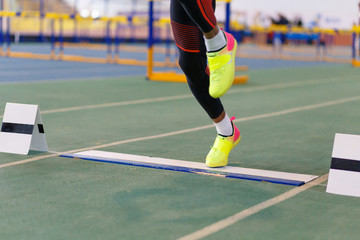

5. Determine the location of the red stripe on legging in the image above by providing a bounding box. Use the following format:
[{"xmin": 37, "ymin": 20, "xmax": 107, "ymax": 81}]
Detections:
[
  {"xmin": 176, "ymin": 43, "xmax": 200, "ymax": 53},
  {"xmin": 197, "ymin": 0, "xmax": 216, "ymax": 29}
]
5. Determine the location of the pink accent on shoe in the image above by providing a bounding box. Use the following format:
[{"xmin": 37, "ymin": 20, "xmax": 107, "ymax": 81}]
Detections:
[
  {"xmin": 224, "ymin": 31, "xmax": 235, "ymax": 51},
  {"xmin": 230, "ymin": 116, "xmax": 240, "ymax": 141},
  {"xmin": 233, "ymin": 125, "xmax": 240, "ymax": 142}
]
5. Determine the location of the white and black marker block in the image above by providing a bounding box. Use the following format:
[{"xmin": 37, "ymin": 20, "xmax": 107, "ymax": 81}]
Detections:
[
  {"xmin": 0, "ymin": 102, "xmax": 48, "ymax": 155},
  {"xmin": 327, "ymin": 133, "xmax": 360, "ymax": 197}
]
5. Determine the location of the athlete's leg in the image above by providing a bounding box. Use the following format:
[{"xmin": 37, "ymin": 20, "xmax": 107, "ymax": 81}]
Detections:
[
  {"xmin": 170, "ymin": 0, "xmax": 223, "ymax": 120},
  {"xmin": 170, "ymin": 0, "xmax": 240, "ymax": 167},
  {"xmin": 175, "ymin": 0, "xmax": 238, "ymax": 99}
]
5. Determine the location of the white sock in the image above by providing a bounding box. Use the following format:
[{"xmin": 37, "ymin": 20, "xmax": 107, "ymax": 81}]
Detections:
[
  {"xmin": 204, "ymin": 27, "xmax": 227, "ymax": 52},
  {"xmin": 214, "ymin": 113, "xmax": 233, "ymax": 136}
]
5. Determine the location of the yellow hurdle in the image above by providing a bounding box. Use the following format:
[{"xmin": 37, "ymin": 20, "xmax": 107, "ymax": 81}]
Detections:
[{"xmin": 353, "ymin": 59, "xmax": 360, "ymax": 67}]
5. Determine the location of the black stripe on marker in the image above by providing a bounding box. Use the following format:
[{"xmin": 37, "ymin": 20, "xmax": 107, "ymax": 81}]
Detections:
[
  {"xmin": 1, "ymin": 122, "xmax": 34, "ymax": 135},
  {"xmin": 38, "ymin": 124, "xmax": 45, "ymax": 134},
  {"xmin": 331, "ymin": 158, "xmax": 360, "ymax": 173}
]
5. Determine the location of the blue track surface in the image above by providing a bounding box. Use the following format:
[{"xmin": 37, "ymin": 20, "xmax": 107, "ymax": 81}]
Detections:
[
  {"xmin": 0, "ymin": 43, "xmax": 343, "ymax": 83},
  {"xmin": 0, "ymin": 57, "xmax": 146, "ymax": 83}
]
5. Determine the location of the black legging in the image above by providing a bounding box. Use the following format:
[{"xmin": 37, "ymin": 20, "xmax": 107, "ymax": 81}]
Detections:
[{"xmin": 170, "ymin": 0, "xmax": 224, "ymax": 119}]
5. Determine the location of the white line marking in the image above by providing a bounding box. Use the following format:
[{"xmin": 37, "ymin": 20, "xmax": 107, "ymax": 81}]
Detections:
[
  {"xmin": 0, "ymin": 94, "xmax": 192, "ymax": 118},
  {"xmin": 0, "ymin": 73, "xmax": 356, "ymax": 118},
  {"xmin": 1, "ymin": 96, "xmax": 360, "ymax": 170},
  {"xmin": 232, "ymin": 96, "xmax": 360, "ymax": 123},
  {"xmin": 0, "ymin": 153, "xmax": 59, "ymax": 169},
  {"xmin": 178, "ymin": 174, "xmax": 329, "ymax": 240},
  {"xmin": 228, "ymin": 74, "xmax": 357, "ymax": 94},
  {"xmin": 41, "ymin": 95, "xmax": 193, "ymax": 114}
]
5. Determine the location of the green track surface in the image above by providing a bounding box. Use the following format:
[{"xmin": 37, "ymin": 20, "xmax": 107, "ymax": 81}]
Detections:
[{"xmin": 0, "ymin": 64, "xmax": 359, "ymax": 239}]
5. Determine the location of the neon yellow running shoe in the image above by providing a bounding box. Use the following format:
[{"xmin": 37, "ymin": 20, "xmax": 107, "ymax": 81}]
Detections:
[
  {"xmin": 207, "ymin": 31, "xmax": 237, "ymax": 99},
  {"xmin": 206, "ymin": 116, "xmax": 241, "ymax": 168}
]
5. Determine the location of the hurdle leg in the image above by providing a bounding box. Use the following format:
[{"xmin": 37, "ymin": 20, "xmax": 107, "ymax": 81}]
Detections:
[
  {"xmin": 59, "ymin": 18, "xmax": 64, "ymax": 60},
  {"xmin": 114, "ymin": 21, "xmax": 121, "ymax": 62},
  {"xmin": 6, "ymin": 15, "xmax": 10, "ymax": 56},
  {"xmin": 106, "ymin": 20, "xmax": 113, "ymax": 63},
  {"xmin": 0, "ymin": 13, "xmax": 3, "ymax": 56},
  {"xmin": 50, "ymin": 18, "xmax": 56, "ymax": 60}
]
